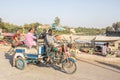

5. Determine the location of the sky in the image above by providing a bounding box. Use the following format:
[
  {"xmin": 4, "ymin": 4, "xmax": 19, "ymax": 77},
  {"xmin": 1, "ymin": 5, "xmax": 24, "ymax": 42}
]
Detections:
[{"xmin": 0, "ymin": 0, "xmax": 120, "ymax": 28}]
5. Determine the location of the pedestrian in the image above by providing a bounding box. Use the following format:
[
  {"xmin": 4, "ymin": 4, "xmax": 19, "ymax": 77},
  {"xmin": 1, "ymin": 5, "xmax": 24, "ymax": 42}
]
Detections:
[{"xmin": 102, "ymin": 43, "xmax": 111, "ymax": 56}]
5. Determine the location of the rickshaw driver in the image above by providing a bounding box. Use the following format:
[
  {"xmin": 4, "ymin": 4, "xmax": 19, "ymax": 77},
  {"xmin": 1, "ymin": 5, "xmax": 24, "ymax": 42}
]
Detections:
[{"xmin": 45, "ymin": 29, "xmax": 60, "ymax": 63}]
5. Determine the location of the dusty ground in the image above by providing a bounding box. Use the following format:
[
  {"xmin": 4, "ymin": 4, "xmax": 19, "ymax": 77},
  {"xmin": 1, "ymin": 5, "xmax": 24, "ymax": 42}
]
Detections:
[
  {"xmin": 75, "ymin": 53, "xmax": 120, "ymax": 67},
  {"xmin": 0, "ymin": 46, "xmax": 120, "ymax": 80}
]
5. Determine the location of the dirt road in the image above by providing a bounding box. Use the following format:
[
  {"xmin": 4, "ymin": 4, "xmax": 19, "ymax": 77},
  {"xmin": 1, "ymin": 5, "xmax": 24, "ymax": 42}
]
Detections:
[
  {"xmin": 0, "ymin": 52, "xmax": 120, "ymax": 80},
  {"xmin": 0, "ymin": 46, "xmax": 120, "ymax": 80}
]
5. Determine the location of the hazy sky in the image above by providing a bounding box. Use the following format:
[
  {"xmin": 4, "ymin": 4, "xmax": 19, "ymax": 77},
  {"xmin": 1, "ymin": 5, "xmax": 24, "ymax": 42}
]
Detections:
[{"xmin": 0, "ymin": 0, "xmax": 120, "ymax": 28}]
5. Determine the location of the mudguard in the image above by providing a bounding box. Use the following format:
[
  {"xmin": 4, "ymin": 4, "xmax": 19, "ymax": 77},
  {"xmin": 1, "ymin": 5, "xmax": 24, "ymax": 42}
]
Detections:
[
  {"xmin": 13, "ymin": 53, "xmax": 25, "ymax": 67},
  {"xmin": 14, "ymin": 53, "xmax": 25, "ymax": 59},
  {"xmin": 62, "ymin": 57, "xmax": 76, "ymax": 63}
]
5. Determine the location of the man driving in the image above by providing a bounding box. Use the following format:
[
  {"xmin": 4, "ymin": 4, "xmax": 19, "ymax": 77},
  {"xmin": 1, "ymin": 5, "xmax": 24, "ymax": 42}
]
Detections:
[{"xmin": 45, "ymin": 29, "xmax": 59, "ymax": 63}]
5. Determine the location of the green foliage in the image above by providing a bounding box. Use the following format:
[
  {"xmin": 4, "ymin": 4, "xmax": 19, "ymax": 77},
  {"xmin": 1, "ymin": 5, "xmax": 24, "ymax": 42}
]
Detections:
[
  {"xmin": 0, "ymin": 17, "xmax": 108, "ymax": 36},
  {"xmin": 106, "ymin": 26, "xmax": 114, "ymax": 32},
  {"xmin": 4, "ymin": 23, "xmax": 22, "ymax": 32},
  {"xmin": 24, "ymin": 22, "xmax": 43, "ymax": 30},
  {"xmin": 0, "ymin": 18, "xmax": 5, "ymax": 29},
  {"xmin": 75, "ymin": 27, "xmax": 105, "ymax": 35},
  {"xmin": 112, "ymin": 22, "xmax": 120, "ymax": 31}
]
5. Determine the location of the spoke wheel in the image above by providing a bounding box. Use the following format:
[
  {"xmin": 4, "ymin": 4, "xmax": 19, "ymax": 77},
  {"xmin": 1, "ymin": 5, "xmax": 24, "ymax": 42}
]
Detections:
[{"xmin": 62, "ymin": 60, "xmax": 77, "ymax": 74}]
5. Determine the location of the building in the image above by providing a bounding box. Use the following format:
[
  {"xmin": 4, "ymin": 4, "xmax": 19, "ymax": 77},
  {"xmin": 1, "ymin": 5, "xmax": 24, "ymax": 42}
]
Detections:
[
  {"xmin": 39, "ymin": 24, "xmax": 51, "ymax": 29},
  {"xmin": 74, "ymin": 35, "xmax": 120, "ymax": 51},
  {"xmin": 70, "ymin": 28, "xmax": 76, "ymax": 34},
  {"xmin": 93, "ymin": 36, "xmax": 120, "ymax": 51}
]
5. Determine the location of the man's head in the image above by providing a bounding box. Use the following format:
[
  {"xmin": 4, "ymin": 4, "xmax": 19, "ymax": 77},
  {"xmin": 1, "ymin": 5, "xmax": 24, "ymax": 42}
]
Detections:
[
  {"xmin": 48, "ymin": 29, "xmax": 52, "ymax": 35},
  {"xmin": 55, "ymin": 35, "xmax": 62, "ymax": 40},
  {"xmin": 43, "ymin": 29, "xmax": 46, "ymax": 33},
  {"xmin": 29, "ymin": 28, "xmax": 35, "ymax": 33},
  {"xmin": 104, "ymin": 42, "xmax": 109, "ymax": 47},
  {"xmin": 16, "ymin": 30, "xmax": 20, "ymax": 34},
  {"xmin": 106, "ymin": 42, "xmax": 109, "ymax": 47}
]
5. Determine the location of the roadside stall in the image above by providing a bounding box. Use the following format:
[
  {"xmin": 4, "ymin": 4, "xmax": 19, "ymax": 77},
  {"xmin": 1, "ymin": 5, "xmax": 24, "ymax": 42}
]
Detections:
[{"xmin": 93, "ymin": 36, "xmax": 120, "ymax": 56}]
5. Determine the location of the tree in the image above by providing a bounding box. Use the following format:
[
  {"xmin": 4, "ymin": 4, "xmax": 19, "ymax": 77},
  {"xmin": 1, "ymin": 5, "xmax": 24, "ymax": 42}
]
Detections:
[
  {"xmin": 24, "ymin": 22, "xmax": 42, "ymax": 29},
  {"xmin": 106, "ymin": 26, "xmax": 114, "ymax": 32},
  {"xmin": 112, "ymin": 22, "xmax": 120, "ymax": 31},
  {"xmin": 54, "ymin": 17, "xmax": 60, "ymax": 26},
  {"xmin": 31, "ymin": 22, "xmax": 42, "ymax": 29},
  {"xmin": 0, "ymin": 18, "xmax": 4, "ymax": 29},
  {"xmin": 3, "ymin": 22, "xmax": 22, "ymax": 32},
  {"xmin": 116, "ymin": 22, "xmax": 120, "ymax": 31},
  {"xmin": 0, "ymin": 18, "xmax": 2, "ymax": 23},
  {"xmin": 24, "ymin": 24, "xmax": 30, "ymax": 29}
]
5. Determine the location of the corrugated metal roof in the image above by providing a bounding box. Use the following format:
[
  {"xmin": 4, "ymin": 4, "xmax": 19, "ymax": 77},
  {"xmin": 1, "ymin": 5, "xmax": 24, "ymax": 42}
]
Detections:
[{"xmin": 94, "ymin": 36, "xmax": 120, "ymax": 42}]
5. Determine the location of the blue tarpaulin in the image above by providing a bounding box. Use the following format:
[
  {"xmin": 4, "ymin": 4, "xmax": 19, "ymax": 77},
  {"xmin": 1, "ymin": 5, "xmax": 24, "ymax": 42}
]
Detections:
[
  {"xmin": 54, "ymin": 27, "xmax": 65, "ymax": 31},
  {"xmin": 52, "ymin": 23, "xmax": 65, "ymax": 31}
]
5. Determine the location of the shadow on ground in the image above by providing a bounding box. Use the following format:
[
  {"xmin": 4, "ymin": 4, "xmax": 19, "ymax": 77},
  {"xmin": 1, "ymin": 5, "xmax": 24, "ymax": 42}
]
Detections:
[
  {"xmin": 4, "ymin": 53, "xmax": 13, "ymax": 66},
  {"xmin": 95, "ymin": 60, "xmax": 120, "ymax": 70},
  {"xmin": 36, "ymin": 63, "xmax": 65, "ymax": 73},
  {"xmin": 79, "ymin": 59, "xmax": 120, "ymax": 73},
  {"xmin": 4, "ymin": 52, "xmax": 66, "ymax": 74}
]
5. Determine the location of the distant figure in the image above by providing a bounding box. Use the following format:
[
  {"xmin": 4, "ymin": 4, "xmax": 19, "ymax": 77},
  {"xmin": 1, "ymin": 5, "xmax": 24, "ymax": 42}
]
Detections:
[
  {"xmin": 69, "ymin": 34, "xmax": 73, "ymax": 43},
  {"xmin": 24, "ymin": 28, "xmax": 37, "ymax": 48},
  {"xmin": 0, "ymin": 29, "xmax": 6, "ymax": 45},
  {"xmin": 0, "ymin": 29, "xmax": 3, "ymax": 41},
  {"xmin": 102, "ymin": 43, "xmax": 111, "ymax": 56}
]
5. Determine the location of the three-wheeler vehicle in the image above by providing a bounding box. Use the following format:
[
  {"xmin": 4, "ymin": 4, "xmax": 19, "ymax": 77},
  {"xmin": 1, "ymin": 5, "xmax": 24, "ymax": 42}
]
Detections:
[{"xmin": 12, "ymin": 39, "xmax": 77, "ymax": 74}]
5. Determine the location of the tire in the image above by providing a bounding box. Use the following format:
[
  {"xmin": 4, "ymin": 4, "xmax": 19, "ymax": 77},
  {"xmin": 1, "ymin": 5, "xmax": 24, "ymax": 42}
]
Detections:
[
  {"xmin": 62, "ymin": 59, "xmax": 77, "ymax": 74},
  {"xmin": 15, "ymin": 57, "xmax": 26, "ymax": 70}
]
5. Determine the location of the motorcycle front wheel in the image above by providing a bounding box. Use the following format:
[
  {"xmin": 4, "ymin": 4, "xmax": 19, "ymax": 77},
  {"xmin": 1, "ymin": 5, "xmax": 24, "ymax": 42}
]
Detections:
[{"xmin": 62, "ymin": 59, "xmax": 77, "ymax": 74}]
